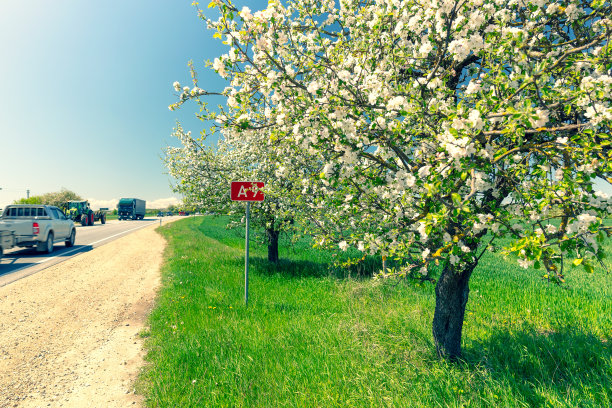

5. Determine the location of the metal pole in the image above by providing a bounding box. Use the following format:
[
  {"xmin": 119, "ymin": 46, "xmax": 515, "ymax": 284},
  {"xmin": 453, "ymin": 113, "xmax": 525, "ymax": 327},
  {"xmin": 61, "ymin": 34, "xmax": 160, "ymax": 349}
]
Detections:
[{"xmin": 245, "ymin": 202, "xmax": 250, "ymax": 306}]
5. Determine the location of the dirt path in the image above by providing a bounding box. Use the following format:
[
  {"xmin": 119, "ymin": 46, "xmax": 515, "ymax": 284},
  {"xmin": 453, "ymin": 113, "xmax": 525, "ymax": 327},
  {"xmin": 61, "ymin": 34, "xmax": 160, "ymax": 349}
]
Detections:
[{"xmin": 0, "ymin": 223, "xmax": 166, "ymax": 408}]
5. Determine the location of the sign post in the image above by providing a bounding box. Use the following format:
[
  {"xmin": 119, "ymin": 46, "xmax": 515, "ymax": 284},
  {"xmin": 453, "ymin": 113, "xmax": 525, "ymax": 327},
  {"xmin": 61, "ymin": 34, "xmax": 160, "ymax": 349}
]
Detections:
[
  {"xmin": 230, "ymin": 181, "xmax": 264, "ymax": 306},
  {"xmin": 244, "ymin": 201, "xmax": 250, "ymax": 306}
]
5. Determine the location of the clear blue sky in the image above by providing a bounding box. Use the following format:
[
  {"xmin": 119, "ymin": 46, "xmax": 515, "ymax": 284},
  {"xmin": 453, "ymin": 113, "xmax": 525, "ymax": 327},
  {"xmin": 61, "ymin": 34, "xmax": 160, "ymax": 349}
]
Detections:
[{"xmin": 0, "ymin": 0, "xmax": 266, "ymax": 209}]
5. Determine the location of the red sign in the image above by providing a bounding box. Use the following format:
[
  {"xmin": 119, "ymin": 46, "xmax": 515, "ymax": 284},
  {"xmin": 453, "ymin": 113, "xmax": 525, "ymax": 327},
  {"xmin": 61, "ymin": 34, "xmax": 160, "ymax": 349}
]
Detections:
[{"xmin": 230, "ymin": 181, "xmax": 265, "ymax": 202}]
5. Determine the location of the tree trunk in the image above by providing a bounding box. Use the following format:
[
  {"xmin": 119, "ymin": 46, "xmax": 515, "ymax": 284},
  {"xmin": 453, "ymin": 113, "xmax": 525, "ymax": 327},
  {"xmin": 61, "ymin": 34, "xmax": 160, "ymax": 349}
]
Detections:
[
  {"xmin": 432, "ymin": 263, "xmax": 475, "ymax": 360},
  {"xmin": 266, "ymin": 228, "xmax": 280, "ymax": 263}
]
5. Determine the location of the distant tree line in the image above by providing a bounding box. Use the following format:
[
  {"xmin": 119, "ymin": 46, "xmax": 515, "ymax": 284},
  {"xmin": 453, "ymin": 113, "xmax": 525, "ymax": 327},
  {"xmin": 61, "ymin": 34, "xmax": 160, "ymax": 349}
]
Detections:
[{"xmin": 13, "ymin": 188, "xmax": 82, "ymax": 208}]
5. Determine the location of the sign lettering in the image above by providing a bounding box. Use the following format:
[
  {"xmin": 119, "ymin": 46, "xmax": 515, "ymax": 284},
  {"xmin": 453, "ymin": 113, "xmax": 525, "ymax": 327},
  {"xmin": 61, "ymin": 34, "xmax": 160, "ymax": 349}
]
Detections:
[{"xmin": 230, "ymin": 181, "xmax": 265, "ymax": 202}]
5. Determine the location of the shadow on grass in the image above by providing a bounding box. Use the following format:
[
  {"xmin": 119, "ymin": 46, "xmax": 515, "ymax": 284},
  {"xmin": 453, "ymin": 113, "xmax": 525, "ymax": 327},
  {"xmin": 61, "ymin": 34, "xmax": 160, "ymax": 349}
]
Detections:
[
  {"xmin": 244, "ymin": 255, "xmax": 387, "ymax": 279},
  {"xmin": 462, "ymin": 327, "xmax": 610, "ymax": 406},
  {"xmin": 248, "ymin": 257, "xmax": 330, "ymax": 279}
]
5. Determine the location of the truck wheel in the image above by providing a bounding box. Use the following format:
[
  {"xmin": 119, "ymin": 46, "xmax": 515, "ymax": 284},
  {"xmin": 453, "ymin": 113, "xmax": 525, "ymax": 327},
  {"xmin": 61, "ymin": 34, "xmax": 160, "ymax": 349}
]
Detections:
[
  {"xmin": 81, "ymin": 216, "xmax": 87, "ymax": 226},
  {"xmin": 101, "ymin": 215, "xmax": 106, "ymax": 224},
  {"xmin": 65, "ymin": 229, "xmax": 75, "ymax": 247},
  {"xmin": 90, "ymin": 213, "xmax": 94, "ymax": 225},
  {"xmin": 37, "ymin": 232, "xmax": 54, "ymax": 254}
]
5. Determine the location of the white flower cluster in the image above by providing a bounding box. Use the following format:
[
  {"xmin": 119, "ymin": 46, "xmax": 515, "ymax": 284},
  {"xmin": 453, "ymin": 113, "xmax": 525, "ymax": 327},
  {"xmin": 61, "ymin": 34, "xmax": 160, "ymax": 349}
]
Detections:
[
  {"xmin": 529, "ymin": 109, "xmax": 549, "ymax": 128},
  {"xmin": 448, "ymin": 34, "xmax": 485, "ymax": 61},
  {"xmin": 567, "ymin": 213, "xmax": 598, "ymax": 234}
]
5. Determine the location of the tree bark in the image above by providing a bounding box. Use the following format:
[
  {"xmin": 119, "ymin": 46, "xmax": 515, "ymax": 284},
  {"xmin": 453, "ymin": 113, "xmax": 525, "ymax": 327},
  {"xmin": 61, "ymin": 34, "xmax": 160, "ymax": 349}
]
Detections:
[
  {"xmin": 432, "ymin": 263, "xmax": 475, "ymax": 360},
  {"xmin": 266, "ymin": 228, "xmax": 280, "ymax": 263}
]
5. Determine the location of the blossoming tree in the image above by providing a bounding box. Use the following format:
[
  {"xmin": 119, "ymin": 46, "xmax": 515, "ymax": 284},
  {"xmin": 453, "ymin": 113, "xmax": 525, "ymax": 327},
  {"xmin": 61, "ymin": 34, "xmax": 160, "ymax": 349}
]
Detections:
[
  {"xmin": 172, "ymin": 0, "xmax": 612, "ymax": 359},
  {"xmin": 165, "ymin": 122, "xmax": 296, "ymax": 263}
]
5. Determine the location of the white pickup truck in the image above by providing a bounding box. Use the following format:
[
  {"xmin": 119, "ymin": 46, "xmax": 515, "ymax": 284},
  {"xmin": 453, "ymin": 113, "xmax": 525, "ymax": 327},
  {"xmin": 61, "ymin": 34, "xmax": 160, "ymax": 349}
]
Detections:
[{"xmin": 0, "ymin": 205, "xmax": 76, "ymax": 258}]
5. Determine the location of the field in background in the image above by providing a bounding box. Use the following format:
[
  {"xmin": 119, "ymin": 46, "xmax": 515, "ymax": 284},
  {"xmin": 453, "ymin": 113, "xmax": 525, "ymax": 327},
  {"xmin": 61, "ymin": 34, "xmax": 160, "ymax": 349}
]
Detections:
[{"xmin": 138, "ymin": 216, "xmax": 611, "ymax": 407}]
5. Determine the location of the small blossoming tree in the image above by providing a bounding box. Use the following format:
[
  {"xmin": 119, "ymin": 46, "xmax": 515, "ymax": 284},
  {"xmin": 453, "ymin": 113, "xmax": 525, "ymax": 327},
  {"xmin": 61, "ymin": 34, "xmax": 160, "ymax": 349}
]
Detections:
[
  {"xmin": 172, "ymin": 0, "xmax": 612, "ymax": 359},
  {"xmin": 165, "ymin": 123, "xmax": 296, "ymax": 263}
]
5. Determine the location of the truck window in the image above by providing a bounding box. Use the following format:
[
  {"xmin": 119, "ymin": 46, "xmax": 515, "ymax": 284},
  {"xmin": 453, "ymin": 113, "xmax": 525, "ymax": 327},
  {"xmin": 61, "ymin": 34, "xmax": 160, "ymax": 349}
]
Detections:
[
  {"xmin": 38, "ymin": 208, "xmax": 45, "ymax": 217},
  {"xmin": 53, "ymin": 208, "xmax": 66, "ymax": 219},
  {"xmin": 17, "ymin": 208, "xmax": 24, "ymax": 217},
  {"xmin": 24, "ymin": 208, "xmax": 31, "ymax": 217},
  {"xmin": 50, "ymin": 208, "xmax": 60, "ymax": 219}
]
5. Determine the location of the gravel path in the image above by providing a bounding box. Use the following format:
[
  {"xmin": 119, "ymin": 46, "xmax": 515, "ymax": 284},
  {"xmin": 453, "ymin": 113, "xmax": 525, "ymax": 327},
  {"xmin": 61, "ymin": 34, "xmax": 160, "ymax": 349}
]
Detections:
[{"xmin": 0, "ymin": 224, "xmax": 166, "ymax": 408}]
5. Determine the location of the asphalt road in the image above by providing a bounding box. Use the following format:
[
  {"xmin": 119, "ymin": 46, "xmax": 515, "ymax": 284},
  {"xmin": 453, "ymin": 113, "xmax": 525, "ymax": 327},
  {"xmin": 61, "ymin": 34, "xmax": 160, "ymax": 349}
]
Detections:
[{"xmin": 0, "ymin": 217, "xmax": 174, "ymax": 287}]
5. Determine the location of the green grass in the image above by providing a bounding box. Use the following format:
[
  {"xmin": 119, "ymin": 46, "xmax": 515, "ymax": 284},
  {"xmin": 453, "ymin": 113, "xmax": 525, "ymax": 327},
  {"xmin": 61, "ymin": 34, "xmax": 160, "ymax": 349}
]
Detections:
[{"xmin": 138, "ymin": 216, "xmax": 611, "ymax": 408}]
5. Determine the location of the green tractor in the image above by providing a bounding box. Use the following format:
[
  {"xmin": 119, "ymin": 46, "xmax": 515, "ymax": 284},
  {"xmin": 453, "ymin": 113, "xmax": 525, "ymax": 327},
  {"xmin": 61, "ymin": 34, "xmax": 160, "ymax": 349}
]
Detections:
[{"xmin": 64, "ymin": 200, "xmax": 107, "ymax": 226}]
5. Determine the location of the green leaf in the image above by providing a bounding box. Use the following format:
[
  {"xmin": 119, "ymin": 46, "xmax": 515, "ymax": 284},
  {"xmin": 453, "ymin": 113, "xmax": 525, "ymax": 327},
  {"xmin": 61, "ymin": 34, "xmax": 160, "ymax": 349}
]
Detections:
[
  {"xmin": 451, "ymin": 193, "xmax": 461, "ymax": 205},
  {"xmin": 572, "ymin": 258, "xmax": 583, "ymax": 266}
]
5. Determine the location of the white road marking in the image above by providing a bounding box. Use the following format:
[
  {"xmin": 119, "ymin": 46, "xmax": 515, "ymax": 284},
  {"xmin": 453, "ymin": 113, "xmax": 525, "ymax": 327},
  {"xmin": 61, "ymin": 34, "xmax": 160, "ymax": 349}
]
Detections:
[
  {"xmin": 89, "ymin": 222, "xmax": 154, "ymax": 245},
  {"xmin": 36, "ymin": 247, "xmax": 82, "ymax": 263}
]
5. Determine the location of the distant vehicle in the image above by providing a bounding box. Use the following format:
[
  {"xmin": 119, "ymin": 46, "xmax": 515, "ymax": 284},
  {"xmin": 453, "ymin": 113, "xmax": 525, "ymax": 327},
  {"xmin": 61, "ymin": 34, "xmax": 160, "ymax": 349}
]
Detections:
[
  {"xmin": 64, "ymin": 200, "xmax": 107, "ymax": 226},
  {"xmin": 157, "ymin": 211, "xmax": 164, "ymax": 217},
  {"xmin": 117, "ymin": 198, "xmax": 146, "ymax": 220},
  {"xmin": 179, "ymin": 211, "xmax": 190, "ymax": 216},
  {"xmin": 166, "ymin": 211, "xmax": 173, "ymax": 216},
  {"xmin": 0, "ymin": 205, "xmax": 76, "ymax": 256}
]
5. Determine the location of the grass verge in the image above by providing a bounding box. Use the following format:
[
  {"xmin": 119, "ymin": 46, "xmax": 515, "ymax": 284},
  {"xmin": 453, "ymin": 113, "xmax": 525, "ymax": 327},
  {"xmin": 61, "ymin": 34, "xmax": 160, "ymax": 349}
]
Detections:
[{"xmin": 138, "ymin": 216, "xmax": 611, "ymax": 407}]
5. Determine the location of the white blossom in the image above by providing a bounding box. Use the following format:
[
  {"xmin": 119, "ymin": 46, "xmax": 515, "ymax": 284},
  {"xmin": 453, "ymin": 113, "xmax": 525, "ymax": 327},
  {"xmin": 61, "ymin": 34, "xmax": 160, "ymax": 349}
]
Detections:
[
  {"xmin": 422, "ymin": 248, "xmax": 430, "ymax": 259},
  {"xmin": 530, "ymin": 109, "xmax": 549, "ymax": 128},
  {"xmin": 517, "ymin": 258, "xmax": 533, "ymax": 269},
  {"xmin": 465, "ymin": 80, "xmax": 481, "ymax": 94}
]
